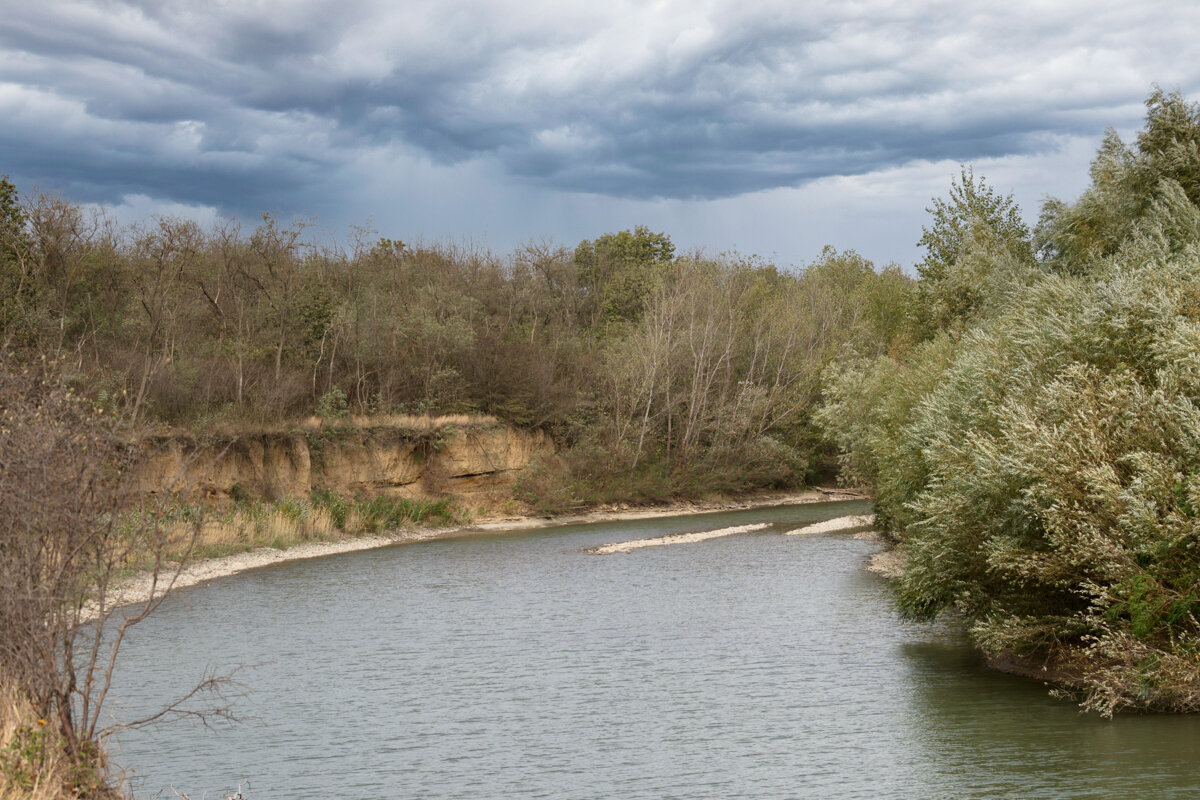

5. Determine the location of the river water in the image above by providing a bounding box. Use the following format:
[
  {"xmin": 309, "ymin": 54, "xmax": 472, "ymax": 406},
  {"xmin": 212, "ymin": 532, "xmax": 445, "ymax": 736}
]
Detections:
[{"xmin": 107, "ymin": 500, "xmax": 1200, "ymax": 798}]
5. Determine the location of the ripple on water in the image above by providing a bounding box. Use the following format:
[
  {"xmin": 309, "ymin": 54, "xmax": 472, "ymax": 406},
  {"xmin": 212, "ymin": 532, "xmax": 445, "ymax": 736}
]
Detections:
[{"xmin": 107, "ymin": 501, "xmax": 1200, "ymax": 799}]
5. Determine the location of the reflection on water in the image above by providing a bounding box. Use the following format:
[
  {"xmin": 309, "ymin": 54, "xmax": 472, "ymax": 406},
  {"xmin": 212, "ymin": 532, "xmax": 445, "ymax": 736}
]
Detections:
[
  {"xmin": 106, "ymin": 500, "xmax": 1200, "ymax": 799},
  {"xmin": 900, "ymin": 628, "xmax": 1200, "ymax": 799}
]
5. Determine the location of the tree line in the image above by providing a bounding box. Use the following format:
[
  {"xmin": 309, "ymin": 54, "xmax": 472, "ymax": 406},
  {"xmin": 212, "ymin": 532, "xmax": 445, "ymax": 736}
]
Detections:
[{"xmin": 0, "ymin": 189, "xmax": 914, "ymax": 502}]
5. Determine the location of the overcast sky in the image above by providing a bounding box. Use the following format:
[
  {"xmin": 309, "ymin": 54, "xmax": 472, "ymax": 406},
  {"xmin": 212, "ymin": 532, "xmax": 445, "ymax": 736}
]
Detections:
[{"xmin": 4, "ymin": 1, "xmax": 1199, "ymax": 269}]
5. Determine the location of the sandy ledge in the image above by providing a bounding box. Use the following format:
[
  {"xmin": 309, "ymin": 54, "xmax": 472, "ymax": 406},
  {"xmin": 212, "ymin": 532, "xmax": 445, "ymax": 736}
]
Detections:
[
  {"xmin": 849, "ymin": 529, "xmax": 908, "ymax": 579},
  {"xmin": 589, "ymin": 509, "xmax": 880, "ymax": 555},
  {"xmin": 586, "ymin": 523, "xmax": 771, "ymax": 554},
  {"xmin": 94, "ymin": 489, "xmax": 868, "ymax": 615},
  {"xmin": 864, "ymin": 547, "xmax": 906, "ymax": 579},
  {"xmin": 784, "ymin": 514, "xmax": 875, "ymax": 535}
]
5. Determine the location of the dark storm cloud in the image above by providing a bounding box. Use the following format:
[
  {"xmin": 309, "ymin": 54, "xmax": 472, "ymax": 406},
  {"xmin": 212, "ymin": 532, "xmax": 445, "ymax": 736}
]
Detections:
[{"xmin": 3, "ymin": 0, "xmax": 1198, "ymax": 213}]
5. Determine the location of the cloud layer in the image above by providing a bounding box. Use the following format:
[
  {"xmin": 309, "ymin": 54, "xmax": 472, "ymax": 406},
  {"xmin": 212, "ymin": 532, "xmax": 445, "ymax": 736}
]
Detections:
[{"xmin": 3, "ymin": 0, "xmax": 1199, "ymax": 263}]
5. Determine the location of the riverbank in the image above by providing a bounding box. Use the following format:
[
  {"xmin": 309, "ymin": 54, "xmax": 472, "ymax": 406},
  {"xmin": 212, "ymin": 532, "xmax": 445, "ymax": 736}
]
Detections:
[{"xmin": 96, "ymin": 488, "xmax": 868, "ymax": 616}]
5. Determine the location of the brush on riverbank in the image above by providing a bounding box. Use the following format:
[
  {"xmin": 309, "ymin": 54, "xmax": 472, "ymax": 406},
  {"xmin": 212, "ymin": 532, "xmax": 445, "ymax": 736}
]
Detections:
[
  {"xmin": 0, "ymin": 681, "xmax": 114, "ymax": 800},
  {"xmin": 139, "ymin": 491, "xmax": 468, "ymax": 567}
]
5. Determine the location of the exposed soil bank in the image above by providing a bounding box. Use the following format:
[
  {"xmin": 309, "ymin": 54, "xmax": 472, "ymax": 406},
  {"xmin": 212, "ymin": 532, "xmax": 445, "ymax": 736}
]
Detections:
[
  {"xmin": 984, "ymin": 652, "xmax": 1093, "ymax": 698},
  {"xmin": 101, "ymin": 489, "xmax": 868, "ymax": 615},
  {"xmin": 136, "ymin": 417, "xmax": 552, "ymax": 507}
]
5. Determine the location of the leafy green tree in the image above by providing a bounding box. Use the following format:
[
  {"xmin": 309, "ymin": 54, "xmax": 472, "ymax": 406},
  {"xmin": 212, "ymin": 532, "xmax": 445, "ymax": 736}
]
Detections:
[
  {"xmin": 574, "ymin": 225, "xmax": 675, "ymax": 325},
  {"xmin": 916, "ymin": 167, "xmax": 1034, "ymax": 332},
  {"xmin": 918, "ymin": 167, "xmax": 1033, "ymax": 282},
  {"xmin": 1037, "ymin": 88, "xmax": 1200, "ymax": 273},
  {"xmin": 0, "ymin": 175, "xmax": 24, "ymax": 255}
]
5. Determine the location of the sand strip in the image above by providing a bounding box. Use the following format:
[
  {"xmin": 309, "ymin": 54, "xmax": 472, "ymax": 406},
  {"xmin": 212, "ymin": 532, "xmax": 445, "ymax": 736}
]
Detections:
[
  {"xmin": 84, "ymin": 531, "xmax": 441, "ymax": 622},
  {"xmin": 586, "ymin": 523, "xmax": 771, "ymax": 554},
  {"xmin": 784, "ymin": 514, "xmax": 875, "ymax": 535}
]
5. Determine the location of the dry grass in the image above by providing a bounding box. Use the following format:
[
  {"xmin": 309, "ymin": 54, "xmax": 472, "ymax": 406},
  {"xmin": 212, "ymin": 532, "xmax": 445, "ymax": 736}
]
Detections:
[
  {"xmin": 267, "ymin": 413, "xmax": 496, "ymax": 432},
  {"xmin": 346, "ymin": 413, "xmax": 496, "ymax": 429},
  {"xmin": 160, "ymin": 504, "xmax": 338, "ymax": 560},
  {"xmin": 0, "ymin": 683, "xmax": 114, "ymax": 800},
  {"xmin": 151, "ymin": 492, "xmax": 464, "ymax": 563},
  {"xmin": 166, "ymin": 413, "xmax": 499, "ymax": 439}
]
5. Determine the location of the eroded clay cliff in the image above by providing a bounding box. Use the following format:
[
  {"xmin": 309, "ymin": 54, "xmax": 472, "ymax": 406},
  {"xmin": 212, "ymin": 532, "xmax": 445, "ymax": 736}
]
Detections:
[{"xmin": 136, "ymin": 420, "xmax": 551, "ymax": 505}]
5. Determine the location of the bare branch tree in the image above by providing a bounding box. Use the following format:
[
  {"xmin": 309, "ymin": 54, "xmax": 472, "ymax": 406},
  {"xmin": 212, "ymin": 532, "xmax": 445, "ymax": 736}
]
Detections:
[{"xmin": 0, "ymin": 358, "xmax": 238, "ymax": 797}]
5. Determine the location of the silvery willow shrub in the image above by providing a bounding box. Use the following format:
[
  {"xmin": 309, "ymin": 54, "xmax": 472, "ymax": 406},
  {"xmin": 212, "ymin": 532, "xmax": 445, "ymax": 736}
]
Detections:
[
  {"xmin": 824, "ymin": 180, "xmax": 1200, "ymax": 713},
  {"xmin": 821, "ymin": 90, "xmax": 1200, "ymax": 712}
]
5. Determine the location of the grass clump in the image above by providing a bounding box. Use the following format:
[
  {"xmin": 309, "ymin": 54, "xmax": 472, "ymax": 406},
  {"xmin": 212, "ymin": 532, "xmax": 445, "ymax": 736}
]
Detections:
[
  {"xmin": 350, "ymin": 496, "xmax": 459, "ymax": 531},
  {"xmin": 153, "ymin": 490, "xmax": 468, "ymax": 561},
  {"xmin": 1, "ymin": 682, "xmax": 114, "ymax": 800}
]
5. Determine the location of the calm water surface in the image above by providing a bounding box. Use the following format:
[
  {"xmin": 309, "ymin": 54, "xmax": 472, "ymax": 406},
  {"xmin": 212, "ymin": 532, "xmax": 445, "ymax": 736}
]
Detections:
[{"xmin": 108, "ymin": 501, "xmax": 1200, "ymax": 798}]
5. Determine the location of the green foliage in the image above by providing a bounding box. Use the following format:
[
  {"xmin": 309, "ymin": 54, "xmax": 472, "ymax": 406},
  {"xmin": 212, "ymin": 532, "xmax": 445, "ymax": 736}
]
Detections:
[
  {"xmin": 0, "ymin": 175, "xmax": 36, "ymax": 350},
  {"xmin": 916, "ymin": 167, "xmax": 1035, "ymax": 332},
  {"xmin": 1, "ymin": 720, "xmax": 51, "ymax": 793},
  {"xmin": 589, "ymin": 248, "xmax": 910, "ymax": 491},
  {"xmin": 0, "ymin": 181, "xmax": 905, "ymax": 505},
  {"xmin": 0, "ymin": 175, "xmax": 25, "ymax": 260},
  {"xmin": 311, "ymin": 488, "xmax": 350, "ymax": 528},
  {"xmin": 918, "ymin": 167, "xmax": 1032, "ymax": 281},
  {"xmin": 819, "ymin": 91, "xmax": 1200, "ymax": 712},
  {"xmin": 316, "ymin": 387, "xmax": 349, "ymax": 420},
  {"xmin": 574, "ymin": 225, "xmax": 675, "ymax": 324},
  {"xmin": 352, "ymin": 495, "xmax": 459, "ymax": 531},
  {"xmin": 513, "ymin": 434, "xmax": 808, "ymax": 516},
  {"xmin": 1, "ymin": 719, "xmax": 106, "ymax": 796},
  {"xmin": 229, "ymin": 482, "xmax": 251, "ymax": 504},
  {"xmin": 276, "ymin": 496, "xmax": 308, "ymax": 523},
  {"xmin": 1037, "ymin": 88, "xmax": 1200, "ymax": 275},
  {"xmin": 512, "ymin": 452, "xmax": 586, "ymax": 515},
  {"xmin": 816, "ymin": 334, "xmax": 957, "ymax": 532}
]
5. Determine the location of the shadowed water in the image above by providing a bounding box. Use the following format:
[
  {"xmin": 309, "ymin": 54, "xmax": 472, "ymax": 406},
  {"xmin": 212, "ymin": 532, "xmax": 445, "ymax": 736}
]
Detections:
[{"xmin": 107, "ymin": 500, "xmax": 1200, "ymax": 798}]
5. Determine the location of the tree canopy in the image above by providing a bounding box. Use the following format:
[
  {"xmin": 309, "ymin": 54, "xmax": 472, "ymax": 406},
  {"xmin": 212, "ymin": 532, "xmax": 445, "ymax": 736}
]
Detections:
[{"xmin": 574, "ymin": 225, "xmax": 675, "ymax": 324}]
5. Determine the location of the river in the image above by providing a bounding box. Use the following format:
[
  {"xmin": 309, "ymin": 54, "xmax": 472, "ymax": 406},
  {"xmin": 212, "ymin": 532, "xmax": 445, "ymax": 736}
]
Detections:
[{"xmin": 106, "ymin": 500, "xmax": 1200, "ymax": 798}]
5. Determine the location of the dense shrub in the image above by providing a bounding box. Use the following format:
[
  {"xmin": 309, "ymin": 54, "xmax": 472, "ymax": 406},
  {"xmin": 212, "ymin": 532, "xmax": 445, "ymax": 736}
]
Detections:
[{"xmin": 820, "ymin": 91, "xmax": 1200, "ymax": 713}]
